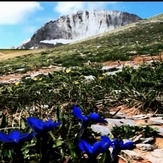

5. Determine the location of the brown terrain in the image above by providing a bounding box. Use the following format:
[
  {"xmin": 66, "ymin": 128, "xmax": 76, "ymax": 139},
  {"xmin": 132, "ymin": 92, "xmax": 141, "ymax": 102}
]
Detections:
[
  {"xmin": 0, "ymin": 52, "xmax": 163, "ymax": 83},
  {"xmin": 0, "ymin": 49, "xmax": 45, "ymax": 60}
]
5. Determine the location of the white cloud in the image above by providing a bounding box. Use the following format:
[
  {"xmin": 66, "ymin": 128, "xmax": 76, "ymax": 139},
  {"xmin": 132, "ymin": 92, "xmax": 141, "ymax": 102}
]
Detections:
[
  {"xmin": 0, "ymin": 2, "xmax": 43, "ymax": 25},
  {"xmin": 54, "ymin": 2, "xmax": 117, "ymax": 15}
]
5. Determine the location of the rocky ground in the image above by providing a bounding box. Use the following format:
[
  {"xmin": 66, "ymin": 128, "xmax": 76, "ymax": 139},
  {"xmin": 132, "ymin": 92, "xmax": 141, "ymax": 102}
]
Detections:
[
  {"xmin": 91, "ymin": 105, "xmax": 163, "ymax": 163},
  {"xmin": 0, "ymin": 53, "xmax": 163, "ymax": 84},
  {"xmin": 0, "ymin": 53, "xmax": 163, "ymax": 162},
  {"xmin": 110, "ymin": 106, "xmax": 163, "ymax": 163}
]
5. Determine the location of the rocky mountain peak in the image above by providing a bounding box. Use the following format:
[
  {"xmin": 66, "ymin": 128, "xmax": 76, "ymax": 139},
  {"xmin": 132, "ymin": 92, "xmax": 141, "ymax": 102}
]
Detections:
[{"xmin": 18, "ymin": 9, "xmax": 142, "ymax": 49}]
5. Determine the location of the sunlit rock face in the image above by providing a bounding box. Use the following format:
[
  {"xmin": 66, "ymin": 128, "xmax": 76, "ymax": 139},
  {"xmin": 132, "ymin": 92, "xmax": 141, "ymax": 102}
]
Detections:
[{"xmin": 18, "ymin": 10, "xmax": 142, "ymax": 49}]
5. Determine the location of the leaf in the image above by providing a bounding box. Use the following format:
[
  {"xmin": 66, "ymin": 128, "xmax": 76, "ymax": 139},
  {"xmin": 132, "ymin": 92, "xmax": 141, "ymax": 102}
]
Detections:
[
  {"xmin": 68, "ymin": 142, "xmax": 77, "ymax": 159},
  {"xmin": 49, "ymin": 131, "xmax": 56, "ymax": 141},
  {"xmin": 20, "ymin": 118, "xmax": 26, "ymax": 130},
  {"xmin": 53, "ymin": 139, "xmax": 64, "ymax": 148}
]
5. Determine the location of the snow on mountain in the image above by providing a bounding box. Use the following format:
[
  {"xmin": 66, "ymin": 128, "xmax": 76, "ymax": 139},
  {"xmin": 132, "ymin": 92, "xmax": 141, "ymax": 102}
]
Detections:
[{"xmin": 40, "ymin": 39, "xmax": 74, "ymax": 45}]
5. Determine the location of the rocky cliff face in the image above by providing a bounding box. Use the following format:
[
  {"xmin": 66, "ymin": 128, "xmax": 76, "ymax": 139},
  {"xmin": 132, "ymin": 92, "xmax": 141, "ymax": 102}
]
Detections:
[{"xmin": 18, "ymin": 10, "xmax": 142, "ymax": 49}]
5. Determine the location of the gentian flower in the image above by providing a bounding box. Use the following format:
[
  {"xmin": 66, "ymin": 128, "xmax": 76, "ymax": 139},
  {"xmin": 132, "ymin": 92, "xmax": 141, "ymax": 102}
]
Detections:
[
  {"xmin": 27, "ymin": 117, "xmax": 62, "ymax": 163},
  {"xmin": 0, "ymin": 130, "xmax": 36, "ymax": 163},
  {"xmin": 0, "ymin": 130, "xmax": 36, "ymax": 144},
  {"xmin": 73, "ymin": 106, "xmax": 107, "ymax": 143},
  {"xmin": 78, "ymin": 136, "xmax": 112, "ymax": 162},
  {"xmin": 112, "ymin": 138, "xmax": 134, "ymax": 163},
  {"xmin": 72, "ymin": 106, "xmax": 107, "ymax": 125},
  {"xmin": 27, "ymin": 117, "xmax": 62, "ymax": 134},
  {"xmin": 100, "ymin": 135, "xmax": 113, "ymax": 153}
]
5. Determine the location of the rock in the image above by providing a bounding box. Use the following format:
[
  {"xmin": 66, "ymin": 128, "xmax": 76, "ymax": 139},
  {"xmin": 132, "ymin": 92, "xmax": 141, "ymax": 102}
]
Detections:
[
  {"xmin": 91, "ymin": 124, "xmax": 112, "ymax": 136},
  {"xmin": 136, "ymin": 144, "xmax": 154, "ymax": 151},
  {"xmin": 105, "ymin": 69, "xmax": 122, "ymax": 75},
  {"xmin": 121, "ymin": 150, "xmax": 143, "ymax": 160},
  {"xmin": 30, "ymin": 72, "xmax": 43, "ymax": 78},
  {"xmin": 15, "ymin": 68, "xmax": 25, "ymax": 72},
  {"xmin": 84, "ymin": 75, "xmax": 96, "ymax": 80},
  {"xmin": 141, "ymin": 137, "xmax": 154, "ymax": 144},
  {"xmin": 131, "ymin": 114, "xmax": 149, "ymax": 120},
  {"xmin": 132, "ymin": 134, "xmax": 143, "ymax": 143},
  {"xmin": 105, "ymin": 118, "xmax": 137, "ymax": 128},
  {"xmin": 156, "ymin": 128, "xmax": 163, "ymax": 137},
  {"xmin": 151, "ymin": 148, "xmax": 163, "ymax": 158},
  {"xmin": 145, "ymin": 148, "xmax": 163, "ymax": 163},
  {"xmin": 149, "ymin": 117, "xmax": 163, "ymax": 125},
  {"xmin": 152, "ymin": 114, "xmax": 163, "ymax": 117}
]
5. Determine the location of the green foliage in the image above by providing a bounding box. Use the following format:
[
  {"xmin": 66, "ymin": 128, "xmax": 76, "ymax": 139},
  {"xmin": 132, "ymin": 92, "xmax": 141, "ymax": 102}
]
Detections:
[{"xmin": 111, "ymin": 125, "xmax": 158, "ymax": 139}]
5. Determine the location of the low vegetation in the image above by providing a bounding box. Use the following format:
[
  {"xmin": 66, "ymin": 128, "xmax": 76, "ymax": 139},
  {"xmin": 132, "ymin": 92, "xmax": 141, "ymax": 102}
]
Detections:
[{"xmin": 0, "ymin": 13, "xmax": 162, "ymax": 162}]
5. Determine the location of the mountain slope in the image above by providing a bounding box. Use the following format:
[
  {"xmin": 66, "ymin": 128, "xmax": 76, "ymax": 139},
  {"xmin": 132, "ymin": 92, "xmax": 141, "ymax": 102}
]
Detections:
[
  {"xmin": 1, "ymin": 13, "xmax": 163, "ymax": 76},
  {"xmin": 18, "ymin": 9, "xmax": 142, "ymax": 49}
]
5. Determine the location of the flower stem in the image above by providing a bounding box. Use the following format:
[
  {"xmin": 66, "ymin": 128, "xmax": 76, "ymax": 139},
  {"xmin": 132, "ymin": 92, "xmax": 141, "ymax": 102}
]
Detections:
[
  {"xmin": 87, "ymin": 156, "xmax": 98, "ymax": 163},
  {"xmin": 40, "ymin": 133, "xmax": 50, "ymax": 163},
  {"xmin": 12, "ymin": 143, "xmax": 24, "ymax": 163}
]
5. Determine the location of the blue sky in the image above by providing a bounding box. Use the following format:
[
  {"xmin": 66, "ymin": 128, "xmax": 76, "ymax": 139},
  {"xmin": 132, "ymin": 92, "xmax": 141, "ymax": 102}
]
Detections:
[{"xmin": 0, "ymin": 1, "xmax": 163, "ymax": 49}]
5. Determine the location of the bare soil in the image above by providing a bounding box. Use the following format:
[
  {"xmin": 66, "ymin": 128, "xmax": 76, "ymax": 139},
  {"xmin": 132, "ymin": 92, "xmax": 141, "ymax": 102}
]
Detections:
[{"xmin": 103, "ymin": 53, "xmax": 163, "ymax": 67}]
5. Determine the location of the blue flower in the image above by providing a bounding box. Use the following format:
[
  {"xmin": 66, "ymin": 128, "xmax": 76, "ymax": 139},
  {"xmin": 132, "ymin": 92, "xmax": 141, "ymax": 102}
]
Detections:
[
  {"xmin": 72, "ymin": 106, "xmax": 107, "ymax": 124},
  {"xmin": 112, "ymin": 138, "xmax": 134, "ymax": 158},
  {"xmin": 0, "ymin": 130, "xmax": 35, "ymax": 144},
  {"xmin": 27, "ymin": 117, "xmax": 62, "ymax": 133},
  {"xmin": 100, "ymin": 136, "xmax": 113, "ymax": 152},
  {"xmin": 78, "ymin": 136, "xmax": 112, "ymax": 157}
]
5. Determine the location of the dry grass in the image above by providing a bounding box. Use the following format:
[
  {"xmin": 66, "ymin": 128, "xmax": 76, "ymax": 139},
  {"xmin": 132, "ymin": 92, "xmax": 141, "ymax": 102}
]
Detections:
[{"xmin": 0, "ymin": 49, "xmax": 46, "ymax": 60}]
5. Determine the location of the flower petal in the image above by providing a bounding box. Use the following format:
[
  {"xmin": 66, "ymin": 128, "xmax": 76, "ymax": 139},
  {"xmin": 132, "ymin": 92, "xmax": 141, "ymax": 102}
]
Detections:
[
  {"xmin": 112, "ymin": 138, "xmax": 122, "ymax": 158},
  {"xmin": 88, "ymin": 113, "xmax": 99, "ymax": 120},
  {"xmin": 88, "ymin": 113, "xmax": 107, "ymax": 123},
  {"xmin": 101, "ymin": 136, "xmax": 113, "ymax": 150},
  {"xmin": 44, "ymin": 121, "xmax": 62, "ymax": 131},
  {"xmin": 0, "ymin": 132, "xmax": 11, "ymax": 142},
  {"xmin": 27, "ymin": 117, "xmax": 43, "ymax": 133},
  {"xmin": 92, "ymin": 141, "xmax": 103, "ymax": 155},
  {"xmin": 121, "ymin": 141, "xmax": 134, "ymax": 150},
  {"xmin": 43, "ymin": 119, "xmax": 53, "ymax": 129},
  {"xmin": 49, "ymin": 122, "xmax": 62, "ymax": 128},
  {"xmin": 81, "ymin": 115, "xmax": 89, "ymax": 121},
  {"xmin": 8, "ymin": 130, "xmax": 20, "ymax": 143},
  {"xmin": 72, "ymin": 106, "xmax": 83, "ymax": 119},
  {"xmin": 78, "ymin": 139, "xmax": 93, "ymax": 155},
  {"xmin": 98, "ymin": 118, "xmax": 108, "ymax": 123},
  {"xmin": 19, "ymin": 132, "xmax": 36, "ymax": 142}
]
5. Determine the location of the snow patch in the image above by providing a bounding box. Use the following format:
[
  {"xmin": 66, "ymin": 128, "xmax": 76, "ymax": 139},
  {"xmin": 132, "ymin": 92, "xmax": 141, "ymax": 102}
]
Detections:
[{"xmin": 40, "ymin": 37, "xmax": 86, "ymax": 45}]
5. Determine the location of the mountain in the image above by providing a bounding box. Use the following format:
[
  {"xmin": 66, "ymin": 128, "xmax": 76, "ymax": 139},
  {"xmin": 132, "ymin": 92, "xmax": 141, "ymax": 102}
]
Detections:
[{"xmin": 18, "ymin": 9, "xmax": 142, "ymax": 49}]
